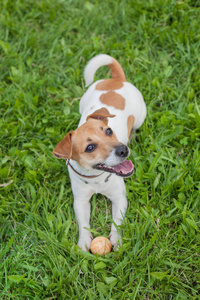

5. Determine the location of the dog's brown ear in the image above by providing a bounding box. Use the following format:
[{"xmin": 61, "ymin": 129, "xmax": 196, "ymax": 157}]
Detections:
[
  {"xmin": 52, "ymin": 131, "xmax": 73, "ymax": 159},
  {"xmin": 87, "ymin": 107, "xmax": 115, "ymax": 124}
]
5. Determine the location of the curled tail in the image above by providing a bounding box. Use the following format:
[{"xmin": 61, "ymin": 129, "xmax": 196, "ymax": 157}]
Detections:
[{"xmin": 84, "ymin": 54, "xmax": 126, "ymax": 87}]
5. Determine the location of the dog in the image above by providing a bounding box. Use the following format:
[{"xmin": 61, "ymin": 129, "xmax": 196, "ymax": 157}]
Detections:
[{"xmin": 53, "ymin": 54, "xmax": 146, "ymax": 251}]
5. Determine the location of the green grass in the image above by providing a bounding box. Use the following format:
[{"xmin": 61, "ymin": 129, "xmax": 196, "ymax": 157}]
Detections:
[{"xmin": 0, "ymin": 0, "xmax": 200, "ymax": 299}]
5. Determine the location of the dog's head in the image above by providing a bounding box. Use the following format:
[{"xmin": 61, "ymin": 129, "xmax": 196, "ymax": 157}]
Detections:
[{"xmin": 53, "ymin": 108, "xmax": 134, "ymax": 177}]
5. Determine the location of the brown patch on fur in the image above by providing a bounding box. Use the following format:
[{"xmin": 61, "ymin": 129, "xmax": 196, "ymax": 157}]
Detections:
[
  {"xmin": 96, "ymin": 79, "xmax": 124, "ymax": 91},
  {"xmin": 108, "ymin": 59, "xmax": 126, "ymax": 81},
  {"xmin": 100, "ymin": 91, "xmax": 125, "ymax": 110},
  {"xmin": 127, "ymin": 115, "xmax": 135, "ymax": 138},
  {"xmin": 95, "ymin": 58, "xmax": 126, "ymax": 91}
]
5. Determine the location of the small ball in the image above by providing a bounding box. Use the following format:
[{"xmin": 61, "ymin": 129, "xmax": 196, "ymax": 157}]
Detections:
[{"xmin": 90, "ymin": 236, "xmax": 112, "ymax": 255}]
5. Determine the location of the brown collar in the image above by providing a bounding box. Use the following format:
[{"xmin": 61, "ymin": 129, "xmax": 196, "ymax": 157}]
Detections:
[{"xmin": 66, "ymin": 159, "xmax": 104, "ymax": 179}]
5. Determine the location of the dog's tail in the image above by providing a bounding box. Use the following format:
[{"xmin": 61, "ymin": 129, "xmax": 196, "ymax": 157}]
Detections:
[{"xmin": 84, "ymin": 54, "xmax": 126, "ymax": 87}]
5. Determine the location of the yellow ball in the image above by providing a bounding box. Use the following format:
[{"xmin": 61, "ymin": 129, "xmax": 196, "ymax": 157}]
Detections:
[{"xmin": 90, "ymin": 236, "xmax": 112, "ymax": 255}]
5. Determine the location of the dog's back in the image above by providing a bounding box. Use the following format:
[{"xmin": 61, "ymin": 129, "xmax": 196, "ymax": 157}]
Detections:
[{"xmin": 79, "ymin": 54, "xmax": 146, "ymax": 144}]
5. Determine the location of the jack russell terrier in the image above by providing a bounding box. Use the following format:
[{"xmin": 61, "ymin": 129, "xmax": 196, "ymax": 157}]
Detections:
[{"xmin": 53, "ymin": 54, "xmax": 146, "ymax": 251}]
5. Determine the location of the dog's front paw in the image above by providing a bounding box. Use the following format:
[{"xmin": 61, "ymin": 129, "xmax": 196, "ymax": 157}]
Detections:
[
  {"xmin": 109, "ymin": 231, "xmax": 122, "ymax": 251},
  {"xmin": 78, "ymin": 232, "xmax": 93, "ymax": 252}
]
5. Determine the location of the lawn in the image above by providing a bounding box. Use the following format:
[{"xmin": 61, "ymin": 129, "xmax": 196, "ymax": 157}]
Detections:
[{"xmin": 0, "ymin": 0, "xmax": 200, "ymax": 299}]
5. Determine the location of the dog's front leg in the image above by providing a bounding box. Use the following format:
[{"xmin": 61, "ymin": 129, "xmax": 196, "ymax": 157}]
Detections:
[
  {"xmin": 104, "ymin": 177, "xmax": 128, "ymax": 250},
  {"xmin": 73, "ymin": 196, "xmax": 93, "ymax": 251},
  {"xmin": 69, "ymin": 172, "xmax": 94, "ymax": 251},
  {"xmin": 109, "ymin": 195, "xmax": 127, "ymax": 250}
]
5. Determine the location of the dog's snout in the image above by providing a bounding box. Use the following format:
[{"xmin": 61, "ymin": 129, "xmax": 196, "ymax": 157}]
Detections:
[{"xmin": 115, "ymin": 145, "xmax": 129, "ymax": 158}]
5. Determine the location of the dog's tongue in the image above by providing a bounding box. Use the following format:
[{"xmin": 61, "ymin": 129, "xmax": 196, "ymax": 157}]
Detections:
[
  {"xmin": 112, "ymin": 160, "xmax": 134, "ymax": 177},
  {"xmin": 95, "ymin": 160, "xmax": 134, "ymax": 177}
]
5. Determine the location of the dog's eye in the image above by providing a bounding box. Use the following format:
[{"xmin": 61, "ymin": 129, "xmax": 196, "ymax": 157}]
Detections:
[
  {"xmin": 85, "ymin": 144, "xmax": 97, "ymax": 153},
  {"xmin": 106, "ymin": 128, "xmax": 113, "ymax": 136}
]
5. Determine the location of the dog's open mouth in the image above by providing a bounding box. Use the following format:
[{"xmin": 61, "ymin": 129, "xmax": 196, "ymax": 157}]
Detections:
[{"xmin": 95, "ymin": 160, "xmax": 134, "ymax": 178}]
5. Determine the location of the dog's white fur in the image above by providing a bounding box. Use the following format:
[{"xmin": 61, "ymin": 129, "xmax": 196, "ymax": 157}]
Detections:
[{"xmin": 53, "ymin": 54, "xmax": 146, "ymax": 251}]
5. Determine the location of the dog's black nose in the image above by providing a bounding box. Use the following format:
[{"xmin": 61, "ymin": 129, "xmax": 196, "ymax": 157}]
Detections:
[{"xmin": 115, "ymin": 145, "xmax": 129, "ymax": 157}]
